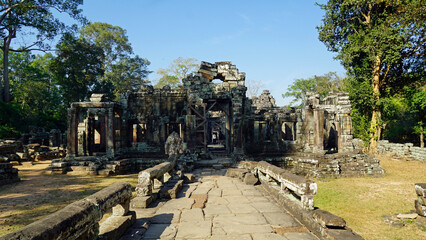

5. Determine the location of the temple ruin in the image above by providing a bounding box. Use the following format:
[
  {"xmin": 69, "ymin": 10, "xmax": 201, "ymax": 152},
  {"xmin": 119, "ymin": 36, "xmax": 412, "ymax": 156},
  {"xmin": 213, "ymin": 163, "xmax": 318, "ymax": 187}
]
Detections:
[{"xmin": 54, "ymin": 61, "xmax": 383, "ymax": 177}]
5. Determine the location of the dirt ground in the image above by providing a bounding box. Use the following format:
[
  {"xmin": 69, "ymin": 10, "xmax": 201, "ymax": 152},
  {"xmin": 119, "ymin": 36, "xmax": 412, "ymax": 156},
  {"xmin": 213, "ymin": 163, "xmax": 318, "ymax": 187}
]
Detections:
[{"xmin": 0, "ymin": 161, "xmax": 138, "ymax": 236}]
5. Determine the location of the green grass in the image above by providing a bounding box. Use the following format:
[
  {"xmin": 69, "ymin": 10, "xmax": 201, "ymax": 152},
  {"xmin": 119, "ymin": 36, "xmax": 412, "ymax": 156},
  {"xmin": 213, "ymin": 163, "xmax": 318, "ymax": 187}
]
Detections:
[{"xmin": 315, "ymin": 156, "xmax": 426, "ymax": 240}]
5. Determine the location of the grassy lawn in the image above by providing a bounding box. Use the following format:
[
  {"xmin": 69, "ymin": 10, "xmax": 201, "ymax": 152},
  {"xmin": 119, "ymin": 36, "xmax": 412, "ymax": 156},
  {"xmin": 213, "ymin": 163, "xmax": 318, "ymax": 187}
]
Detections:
[
  {"xmin": 0, "ymin": 161, "xmax": 139, "ymax": 237},
  {"xmin": 315, "ymin": 155, "xmax": 426, "ymax": 240}
]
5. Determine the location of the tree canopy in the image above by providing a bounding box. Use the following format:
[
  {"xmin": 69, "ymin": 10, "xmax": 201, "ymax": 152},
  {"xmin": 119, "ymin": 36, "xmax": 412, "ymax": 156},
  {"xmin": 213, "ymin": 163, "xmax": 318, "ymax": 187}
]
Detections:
[
  {"xmin": 0, "ymin": 0, "xmax": 85, "ymax": 102},
  {"xmin": 156, "ymin": 57, "xmax": 198, "ymax": 88},
  {"xmin": 317, "ymin": 0, "xmax": 425, "ymax": 150},
  {"xmin": 283, "ymin": 72, "xmax": 345, "ymax": 106}
]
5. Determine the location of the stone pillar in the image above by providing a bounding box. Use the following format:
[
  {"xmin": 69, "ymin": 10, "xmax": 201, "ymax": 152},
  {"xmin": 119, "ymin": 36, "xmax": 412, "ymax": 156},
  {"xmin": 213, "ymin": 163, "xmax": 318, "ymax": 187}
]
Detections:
[
  {"xmin": 67, "ymin": 107, "xmax": 79, "ymax": 157},
  {"xmin": 106, "ymin": 108, "xmax": 114, "ymax": 157},
  {"xmin": 313, "ymin": 108, "xmax": 324, "ymax": 152}
]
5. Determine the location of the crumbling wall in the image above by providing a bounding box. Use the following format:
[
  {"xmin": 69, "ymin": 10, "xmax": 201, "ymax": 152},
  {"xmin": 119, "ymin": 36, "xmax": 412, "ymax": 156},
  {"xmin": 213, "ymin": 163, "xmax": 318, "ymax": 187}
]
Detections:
[{"xmin": 377, "ymin": 140, "xmax": 426, "ymax": 162}]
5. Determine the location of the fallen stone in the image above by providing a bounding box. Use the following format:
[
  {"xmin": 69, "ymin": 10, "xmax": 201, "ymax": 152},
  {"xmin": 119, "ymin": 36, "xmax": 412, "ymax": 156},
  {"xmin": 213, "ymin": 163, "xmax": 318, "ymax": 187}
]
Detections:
[
  {"xmin": 225, "ymin": 168, "xmax": 248, "ymax": 179},
  {"xmin": 131, "ymin": 196, "xmax": 152, "ymax": 209},
  {"xmin": 243, "ymin": 172, "xmax": 258, "ymax": 185},
  {"xmin": 415, "ymin": 183, "xmax": 426, "ymax": 197},
  {"xmin": 415, "ymin": 199, "xmax": 426, "ymax": 217},
  {"xmin": 184, "ymin": 173, "xmax": 195, "ymax": 183},
  {"xmin": 273, "ymin": 226, "xmax": 309, "ymax": 235},
  {"xmin": 396, "ymin": 213, "xmax": 418, "ymax": 219},
  {"xmin": 313, "ymin": 209, "xmax": 346, "ymax": 228},
  {"xmin": 98, "ymin": 211, "xmax": 136, "ymax": 240}
]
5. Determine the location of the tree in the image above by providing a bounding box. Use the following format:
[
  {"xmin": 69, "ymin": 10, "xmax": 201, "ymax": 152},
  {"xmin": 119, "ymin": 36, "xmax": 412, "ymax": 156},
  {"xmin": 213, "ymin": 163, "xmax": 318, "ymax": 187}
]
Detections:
[
  {"xmin": 49, "ymin": 33, "xmax": 104, "ymax": 106},
  {"xmin": 246, "ymin": 79, "xmax": 265, "ymax": 98},
  {"xmin": 156, "ymin": 57, "xmax": 198, "ymax": 88},
  {"xmin": 406, "ymin": 85, "xmax": 426, "ymax": 147},
  {"xmin": 0, "ymin": 0, "xmax": 85, "ymax": 102},
  {"xmin": 105, "ymin": 56, "xmax": 151, "ymax": 95},
  {"xmin": 317, "ymin": 0, "xmax": 425, "ymax": 151},
  {"xmin": 282, "ymin": 72, "xmax": 345, "ymax": 106},
  {"xmin": 80, "ymin": 22, "xmax": 151, "ymax": 96}
]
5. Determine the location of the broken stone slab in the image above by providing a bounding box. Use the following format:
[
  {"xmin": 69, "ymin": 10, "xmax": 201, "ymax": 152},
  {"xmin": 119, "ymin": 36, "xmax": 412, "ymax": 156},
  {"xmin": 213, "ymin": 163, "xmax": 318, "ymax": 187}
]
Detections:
[
  {"xmin": 415, "ymin": 183, "xmax": 426, "ymax": 197},
  {"xmin": 396, "ymin": 213, "xmax": 418, "ymax": 219},
  {"xmin": 131, "ymin": 196, "xmax": 152, "ymax": 209},
  {"xmin": 183, "ymin": 173, "xmax": 195, "ymax": 183},
  {"xmin": 313, "ymin": 209, "xmax": 346, "ymax": 228},
  {"xmin": 243, "ymin": 172, "xmax": 258, "ymax": 185},
  {"xmin": 98, "ymin": 211, "xmax": 136, "ymax": 240}
]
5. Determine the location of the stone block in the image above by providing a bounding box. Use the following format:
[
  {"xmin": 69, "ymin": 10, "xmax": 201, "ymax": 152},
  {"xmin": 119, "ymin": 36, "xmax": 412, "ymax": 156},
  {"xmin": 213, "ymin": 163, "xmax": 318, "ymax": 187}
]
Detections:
[
  {"xmin": 313, "ymin": 209, "xmax": 346, "ymax": 228},
  {"xmin": 131, "ymin": 196, "xmax": 152, "ymax": 209},
  {"xmin": 225, "ymin": 168, "xmax": 248, "ymax": 179},
  {"xmin": 415, "ymin": 183, "xmax": 426, "ymax": 197},
  {"xmin": 99, "ymin": 211, "xmax": 136, "ymax": 240},
  {"xmin": 415, "ymin": 199, "xmax": 426, "ymax": 217},
  {"xmin": 243, "ymin": 172, "xmax": 258, "ymax": 185},
  {"xmin": 112, "ymin": 199, "xmax": 130, "ymax": 216}
]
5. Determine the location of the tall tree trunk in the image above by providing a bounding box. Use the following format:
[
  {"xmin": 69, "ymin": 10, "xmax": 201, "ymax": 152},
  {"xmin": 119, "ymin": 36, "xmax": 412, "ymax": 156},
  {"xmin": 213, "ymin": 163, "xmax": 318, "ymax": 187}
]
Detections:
[
  {"xmin": 2, "ymin": 30, "xmax": 13, "ymax": 102},
  {"xmin": 369, "ymin": 56, "xmax": 382, "ymax": 152},
  {"xmin": 421, "ymin": 125, "xmax": 424, "ymax": 148}
]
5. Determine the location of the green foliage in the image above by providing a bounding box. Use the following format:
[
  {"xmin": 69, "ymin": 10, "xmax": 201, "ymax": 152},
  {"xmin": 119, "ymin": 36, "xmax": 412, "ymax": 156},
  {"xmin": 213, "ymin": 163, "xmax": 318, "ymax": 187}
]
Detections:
[
  {"xmin": 0, "ymin": 101, "xmax": 25, "ymax": 138},
  {"xmin": 318, "ymin": 0, "xmax": 426, "ymax": 147},
  {"xmin": 49, "ymin": 33, "xmax": 104, "ymax": 106},
  {"xmin": 156, "ymin": 57, "xmax": 198, "ymax": 88},
  {"xmin": 283, "ymin": 72, "xmax": 345, "ymax": 106},
  {"xmin": 0, "ymin": 0, "xmax": 85, "ymax": 101},
  {"xmin": 106, "ymin": 56, "xmax": 151, "ymax": 97},
  {"xmin": 79, "ymin": 22, "xmax": 151, "ymax": 97}
]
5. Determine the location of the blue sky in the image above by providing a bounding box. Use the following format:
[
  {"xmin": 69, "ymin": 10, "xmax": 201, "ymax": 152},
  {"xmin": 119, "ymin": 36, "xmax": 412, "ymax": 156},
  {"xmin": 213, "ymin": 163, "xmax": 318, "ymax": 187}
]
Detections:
[{"xmin": 73, "ymin": 0, "xmax": 345, "ymax": 105}]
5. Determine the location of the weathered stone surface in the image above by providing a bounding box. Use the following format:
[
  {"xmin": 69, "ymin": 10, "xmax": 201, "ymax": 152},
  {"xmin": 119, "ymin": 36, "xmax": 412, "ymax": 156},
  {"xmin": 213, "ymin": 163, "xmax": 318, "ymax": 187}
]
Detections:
[
  {"xmin": 415, "ymin": 183, "xmax": 426, "ymax": 197},
  {"xmin": 243, "ymin": 172, "xmax": 258, "ymax": 185},
  {"xmin": 180, "ymin": 208, "xmax": 204, "ymax": 222},
  {"xmin": 98, "ymin": 211, "xmax": 136, "ymax": 240},
  {"xmin": 396, "ymin": 213, "xmax": 418, "ymax": 219},
  {"xmin": 225, "ymin": 168, "xmax": 248, "ymax": 179},
  {"xmin": 131, "ymin": 196, "xmax": 152, "ymax": 209},
  {"xmin": 415, "ymin": 199, "xmax": 426, "ymax": 217},
  {"xmin": 151, "ymin": 210, "xmax": 181, "ymax": 224},
  {"xmin": 263, "ymin": 211, "xmax": 301, "ymax": 227},
  {"xmin": 164, "ymin": 132, "xmax": 183, "ymax": 157},
  {"xmin": 313, "ymin": 209, "xmax": 346, "ymax": 228},
  {"xmin": 323, "ymin": 228, "xmax": 364, "ymax": 240},
  {"xmin": 143, "ymin": 224, "xmax": 177, "ymax": 239},
  {"xmin": 183, "ymin": 173, "xmax": 195, "ymax": 183},
  {"xmin": 251, "ymin": 233, "xmax": 288, "ymax": 240},
  {"xmin": 175, "ymin": 220, "xmax": 212, "ymax": 239},
  {"xmin": 283, "ymin": 232, "xmax": 318, "ymax": 240}
]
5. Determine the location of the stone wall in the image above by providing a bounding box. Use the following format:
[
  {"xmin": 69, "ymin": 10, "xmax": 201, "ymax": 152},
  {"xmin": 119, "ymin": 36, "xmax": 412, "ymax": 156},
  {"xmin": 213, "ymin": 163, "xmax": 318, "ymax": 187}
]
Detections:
[
  {"xmin": 1, "ymin": 182, "xmax": 134, "ymax": 240},
  {"xmin": 259, "ymin": 152, "xmax": 385, "ymax": 178},
  {"xmin": 377, "ymin": 140, "xmax": 426, "ymax": 162}
]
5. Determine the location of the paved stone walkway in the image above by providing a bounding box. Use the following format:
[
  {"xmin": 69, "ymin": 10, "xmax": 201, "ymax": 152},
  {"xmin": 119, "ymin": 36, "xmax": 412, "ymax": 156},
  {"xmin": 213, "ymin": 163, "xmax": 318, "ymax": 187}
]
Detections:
[{"xmin": 121, "ymin": 171, "xmax": 317, "ymax": 240}]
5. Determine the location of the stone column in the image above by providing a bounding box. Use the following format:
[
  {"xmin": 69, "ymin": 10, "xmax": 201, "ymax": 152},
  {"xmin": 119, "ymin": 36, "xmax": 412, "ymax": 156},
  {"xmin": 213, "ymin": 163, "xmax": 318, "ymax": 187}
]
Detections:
[
  {"xmin": 67, "ymin": 107, "xmax": 79, "ymax": 157},
  {"xmin": 106, "ymin": 108, "xmax": 114, "ymax": 157},
  {"xmin": 313, "ymin": 108, "xmax": 324, "ymax": 152}
]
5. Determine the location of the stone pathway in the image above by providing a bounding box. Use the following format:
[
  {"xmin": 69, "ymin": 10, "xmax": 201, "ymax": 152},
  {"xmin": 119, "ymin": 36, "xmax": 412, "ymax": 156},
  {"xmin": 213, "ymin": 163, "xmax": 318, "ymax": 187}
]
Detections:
[{"xmin": 121, "ymin": 170, "xmax": 318, "ymax": 240}]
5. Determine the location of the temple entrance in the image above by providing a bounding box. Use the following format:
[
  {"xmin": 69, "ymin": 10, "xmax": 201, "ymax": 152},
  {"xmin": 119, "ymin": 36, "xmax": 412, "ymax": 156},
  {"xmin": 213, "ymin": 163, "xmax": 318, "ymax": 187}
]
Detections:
[{"xmin": 187, "ymin": 99, "xmax": 231, "ymax": 153}]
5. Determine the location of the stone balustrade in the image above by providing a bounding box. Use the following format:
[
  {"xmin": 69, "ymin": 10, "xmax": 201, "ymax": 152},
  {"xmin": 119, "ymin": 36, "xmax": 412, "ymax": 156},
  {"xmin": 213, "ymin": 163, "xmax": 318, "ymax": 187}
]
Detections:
[
  {"xmin": 1, "ymin": 182, "xmax": 134, "ymax": 240},
  {"xmin": 133, "ymin": 158, "xmax": 178, "ymax": 208},
  {"xmin": 245, "ymin": 161, "xmax": 317, "ymax": 210},
  {"xmin": 377, "ymin": 140, "xmax": 426, "ymax": 162},
  {"xmin": 233, "ymin": 160, "xmax": 363, "ymax": 239}
]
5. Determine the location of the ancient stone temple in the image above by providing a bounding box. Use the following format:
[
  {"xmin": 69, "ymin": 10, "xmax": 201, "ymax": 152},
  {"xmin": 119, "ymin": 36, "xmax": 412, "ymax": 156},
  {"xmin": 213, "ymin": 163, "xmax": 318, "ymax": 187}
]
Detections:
[{"xmin": 56, "ymin": 61, "xmax": 380, "ymax": 176}]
